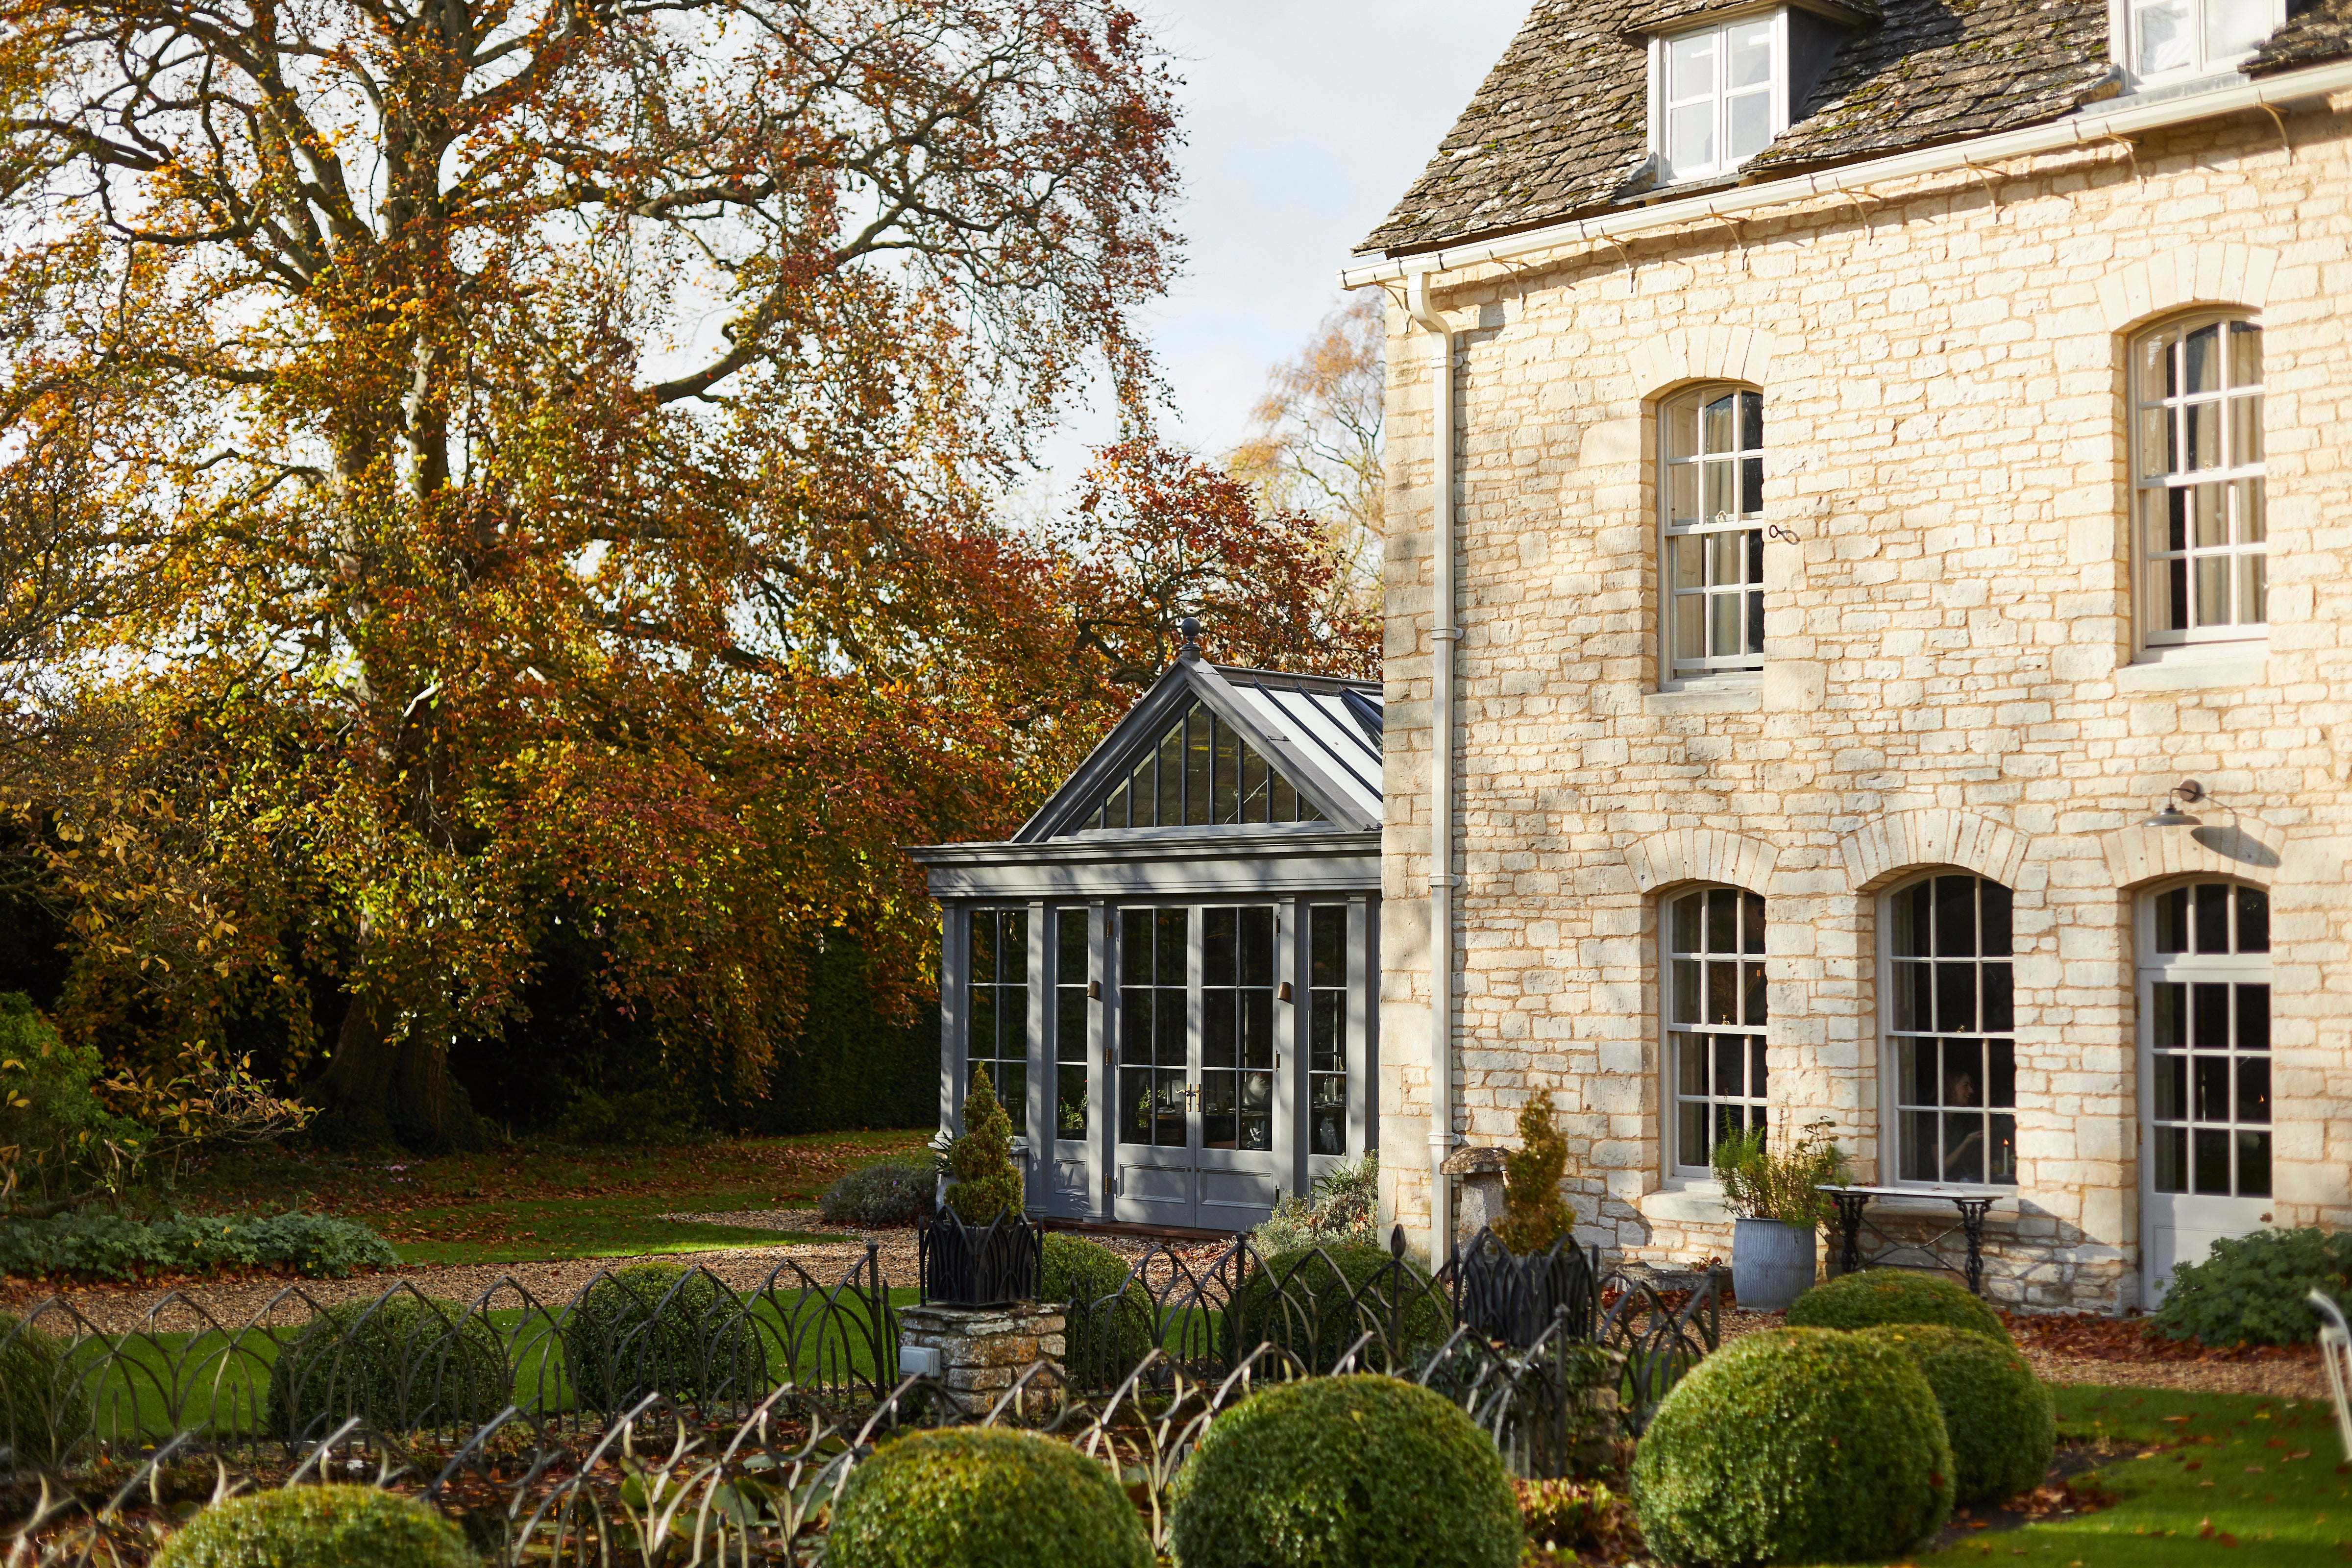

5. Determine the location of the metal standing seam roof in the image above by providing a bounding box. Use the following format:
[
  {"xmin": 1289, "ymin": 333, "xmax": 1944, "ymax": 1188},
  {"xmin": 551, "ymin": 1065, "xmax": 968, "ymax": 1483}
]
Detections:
[{"xmin": 1215, "ymin": 670, "xmax": 1385, "ymax": 828}]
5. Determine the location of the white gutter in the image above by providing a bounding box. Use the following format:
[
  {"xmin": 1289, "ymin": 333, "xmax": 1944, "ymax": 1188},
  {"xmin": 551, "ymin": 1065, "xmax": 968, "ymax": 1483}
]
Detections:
[
  {"xmin": 1404, "ymin": 270, "xmax": 1459, "ymax": 1256},
  {"xmin": 1341, "ymin": 60, "xmax": 2352, "ymax": 291}
]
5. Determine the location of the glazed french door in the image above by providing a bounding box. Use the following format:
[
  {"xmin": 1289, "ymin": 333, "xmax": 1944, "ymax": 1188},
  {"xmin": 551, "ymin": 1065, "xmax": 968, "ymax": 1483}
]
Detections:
[
  {"xmin": 1111, "ymin": 904, "xmax": 1284, "ymax": 1229},
  {"xmin": 2139, "ymin": 879, "xmax": 2273, "ymax": 1305}
]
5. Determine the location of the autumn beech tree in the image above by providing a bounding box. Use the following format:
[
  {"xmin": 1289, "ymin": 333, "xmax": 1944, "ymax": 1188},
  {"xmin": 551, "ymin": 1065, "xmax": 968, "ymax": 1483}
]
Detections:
[{"xmin": 0, "ymin": 0, "xmax": 1191, "ymax": 1144}]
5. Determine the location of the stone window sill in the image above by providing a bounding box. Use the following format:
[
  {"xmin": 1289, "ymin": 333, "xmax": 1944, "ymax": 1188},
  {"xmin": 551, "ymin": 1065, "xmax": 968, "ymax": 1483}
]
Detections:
[
  {"xmin": 1638, "ymin": 1182, "xmax": 1732, "ymax": 1224},
  {"xmin": 1645, "ymin": 677, "xmax": 1763, "ymax": 716},
  {"xmin": 2116, "ymin": 646, "xmax": 2268, "ymax": 692}
]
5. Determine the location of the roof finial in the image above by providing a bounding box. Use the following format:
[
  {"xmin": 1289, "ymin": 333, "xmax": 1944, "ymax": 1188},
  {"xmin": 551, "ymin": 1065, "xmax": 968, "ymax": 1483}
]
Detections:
[{"xmin": 1178, "ymin": 615, "xmax": 1202, "ymax": 663}]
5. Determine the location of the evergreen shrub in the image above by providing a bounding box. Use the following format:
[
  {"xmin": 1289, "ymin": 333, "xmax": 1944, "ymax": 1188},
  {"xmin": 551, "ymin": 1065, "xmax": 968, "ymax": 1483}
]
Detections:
[
  {"xmin": 1494, "ymin": 1092, "xmax": 1574, "ymax": 1254},
  {"xmin": 1787, "ymin": 1268, "xmax": 2013, "ymax": 1344},
  {"xmin": 0, "ymin": 1312, "xmax": 90, "ymax": 1468},
  {"xmin": 1860, "ymin": 1324, "xmax": 2055, "ymax": 1503},
  {"xmin": 1228, "ymin": 1242, "xmax": 1450, "ymax": 1373},
  {"xmin": 1631, "ymin": 1327, "xmax": 1954, "ymax": 1566},
  {"xmin": 1167, "ymin": 1374, "xmax": 1521, "ymax": 1568},
  {"xmin": 942, "ymin": 1066, "xmax": 1023, "ymax": 1224},
  {"xmin": 824, "ymin": 1426, "xmax": 1150, "ymax": 1568},
  {"xmin": 2152, "ymin": 1226, "xmax": 2352, "ymax": 1346},
  {"xmin": 1038, "ymin": 1234, "xmax": 1155, "ymax": 1389},
  {"xmin": 820, "ymin": 1162, "xmax": 933, "ymax": 1228},
  {"xmin": 0, "ymin": 1210, "xmax": 397, "ymax": 1283},
  {"xmin": 561, "ymin": 1263, "xmax": 764, "ymax": 1414},
  {"xmin": 151, "ymin": 1484, "xmax": 473, "ymax": 1568},
  {"xmin": 267, "ymin": 1294, "xmax": 512, "ymax": 1437}
]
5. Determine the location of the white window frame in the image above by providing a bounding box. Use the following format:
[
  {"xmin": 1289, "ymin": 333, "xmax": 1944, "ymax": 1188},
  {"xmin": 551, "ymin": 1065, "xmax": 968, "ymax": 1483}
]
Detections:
[
  {"xmin": 1877, "ymin": 871, "xmax": 2020, "ymax": 1191},
  {"xmin": 2131, "ymin": 312, "xmax": 2267, "ymax": 657},
  {"xmin": 1648, "ymin": 11, "xmax": 1789, "ymax": 185},
  {"xmin": 1658, "ymin": 383, "xmax": 1767, "ymax": 685},
  {"xmin": 2109, "ymin": 0, "xmax": 2285, "ymax": 87},
  {"xmin": 1662, "ymin": 884, "xmax": 1769, "ymax": 1179},
  {"xmin": 2136, "ymin": 878, "xmax": 2273, "ymax": 1202}
]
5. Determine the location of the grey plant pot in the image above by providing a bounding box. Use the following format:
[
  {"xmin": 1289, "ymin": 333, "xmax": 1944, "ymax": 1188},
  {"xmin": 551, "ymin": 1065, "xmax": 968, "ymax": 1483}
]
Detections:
[{"xmin": 1732, "ymin": 1217, "xmax": 1818, "ymax": 1311}]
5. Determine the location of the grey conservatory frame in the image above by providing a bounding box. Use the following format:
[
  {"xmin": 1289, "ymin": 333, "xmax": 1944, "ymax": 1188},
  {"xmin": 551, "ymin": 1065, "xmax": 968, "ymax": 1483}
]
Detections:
[{"xmin": 909, "ymin": 650, "xmax": 1381, "ymax": 1232}]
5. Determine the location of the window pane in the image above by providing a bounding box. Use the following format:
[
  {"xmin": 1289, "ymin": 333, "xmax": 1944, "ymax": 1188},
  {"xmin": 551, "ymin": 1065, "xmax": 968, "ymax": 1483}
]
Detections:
[
  {"xmin": 1703, "ymin": 458, "xmax": 1735, "ymax": 524},
  {"xmin": 1668, "ymin": 102, "xmax": 1713, "ymax": 170},
  {"xmin": 2194, "ymin": 1054, "xmax": 2229, "ymax": 1122},
  {"xmin": 2135, "ymin": 0, "xmax": 2191, "ymax": 74},
  {"xmin": 2185, "ymin": 323, "xmax": 2221, "ymax": 394},
  {"xmin": 1988, "ymin": 1042, "xmax": 2015, "ymax": 1108},
  {"xmin": 1936, "ymin": 963, "xmax": 1976, "ymax": 1032},
  {"xmin": 2192, "ymin": 981, "xmax": 2230, "ymax": 1049},
  {"xmin": 1989, "ymin": 1114, "xmax": 2017, "ymax": 1184},
  {"xmin": 2237, "ymin": 1130, "xmax": 2272, "ymax": 1197},
  {"xmin": 1057, "ymin": 1064, "xmax": 1086, "ymax": 1138},
  {"xmin": 1740, "ymin": 457, "xmax": 1764, "ymax": 516},
  {"xmin": 1943, "ymin": 1038, "xmax": 1984, "ymax": 1106},
  {"xmin": 1740, "ymin": 391, "xmax": 1764, "ymax": 450},
  {"xmin": 2154, "ymin": 1050, "xmax": 2186, "ymax": 1120},
  {"xmin": 1310, "ymin": 905, "xmax": 1345, "ymax": 984},
  {"xmin": 1058, "ymin": 908, "xmax": 1086, "ymax": 977},
  {"xmin": 1982, "ymin": 962, "xmax": 2013, "ymax": 1032},
  {"xmin": 1702, "ymin": 394, "xmax": 1734, "ymax": 454},
  {"xmin": 2192, "ymin": 481, "xmax": 2226, "ymax": 547},
  {"xmin": 1743, "ymin": 892, "xmax": 1766, "ymax": 953},
  {"xmin": 1668, "ymin": 31, "xmax": 1716, "ymax": 97},
  {"xmin": 2151, "ymin": 980, "xmax": 2186, "ymax": 1049},
  {"xmin": 2237, "ymin": 478, "xmax": 2265, "ymax": 543},
  {"xmin": 2236, "ymin": 983, "xmax": 2269, "ymax": 1053},
  {"xmin": 1679, "ymin": 1100, "xmax": 1709, "ymax": 1167},
  {"xmin": 1677, "ymin": 1032, "xmax": 1706, "ymax": 1094},
  {"xmin": 2138, "ymin": 328, "xmax": 2174, "ymax": 399},
  {"xmin": 2153, "ymin": 1124, "xmax": 2187, "ymax": 1192},
  {"xmin": 1901, "ymin": 1110, "xmax": 1939, "ymax": 1182},
  {"xmin": 1156, "ymin": 908, "xmax": 1186, "ymax": 985},
  {"xmin": 2196, "ymin": 882, "xmax": 2230, "ymax": 953},
  {"xmin": 1904, "ymin": 1037, "xmax": 1937, "ymax": 1107},
  {"xmin": 2235, "ymin": 887, "xmax": 2269, "ymax": 952},
  {"xmin": 1751, "ymin": 1035, "xmax": 1768, "ymax": 1097},
  {"xmin": 1893, "ymin": 882, "xmax": 1931, "ymax": 957},
  {"xmin": 1667, "ymin": 400, "xmax": 1698, "ymax": 460},
  {"xmin": 2195, "ymin": 557, "xmax": 2228, "ymax": 627},
  {"xmin": 1057, "ymin": 987, "xmax": 1086, "ymax": 1063},
  {"xmin": 1715, "ymin": 1034, "xmax": 1743, "ymax": 1099},
  {"xmin": 2186, "ymin": 402, "xmax": 2219, "ymax": 470},
  {"xmin": 1727, "ymin": 90, "xmax": 1770, "ymax": 162},
  {"xmin": 1184, "ymin": 707, "xmax": 1212, "ymax": 825},
  {"xmin": 1673, "ymin": 959, "xmax": 1699, "ymax": 1024},
  {"xmin": 1744, "ymin": 962, "xmax": 1766, "ymax": 1024},
  {"xmin": 2230, "ymin": 394, "xmax": 2262, "ymax": 467},
  {"xmin": 1892, "ymin": 962, "xmax": 1928, "ymax": 1032},
  {"xmin": 2137, "ymin": 406, "xmax": 2168, "ymax": 477},
  {"xmin": 2193, "ymin": 1127, "xmax": 2230, "ymax": 1194},
  {"xmin": 1981, "ymin": 881, "xmax": 2013, "ymax": 956},
  {"xmin": 1710, "ymin": 591, "xmax": 1740, "ymax": 656},
  {"xmin": 2236, "ymin": 1055, "xmax": 2269, "ymax": 1124},
  {"xmin": 1672, "ymin": 892, "xmax": 1701, "ymax": 953},
  {"xmin": 1673, "ymin": 603, "xmax": 1704, "ymax": 664},
  {"xmin": 2239, "ymin": 552, "xmax": 2266, "ymax": 626},
  {"xmin": 1934, "ymin": 876, "xmax": 1976, "ymax": 956},
  {"xmin": 2205, "ymin": 0, "xmax": 2271, "ymax": 60},
  {"xmin": 1709, "ymin": 529, "xmax": 1743, "ymax": 586},
  {"xmin": 1669, "ymin": 464, "xmax": 1698, "ymax": 523},
  {"xmin": 1212, "ymin": 720, "xmax": 1240, "ymax": 824},
  {"xmin": 1155, "ymin": 724, "xmax": 1182, "ymax": 824},
  {"xmin": 2230, "ymin": 321, "xmax": 2262, "ymax": 386},
  {"xmin": 2154, "ymin": 888, "xmax": 2189, "ymax": 954},
  {"xmin": 1941, "ymin": 1112, "xmax": 1984, "ymax": 1184}
]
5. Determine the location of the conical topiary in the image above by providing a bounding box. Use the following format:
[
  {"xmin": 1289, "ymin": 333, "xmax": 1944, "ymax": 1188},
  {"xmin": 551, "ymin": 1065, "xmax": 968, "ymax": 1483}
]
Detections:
[
  {"xmin": 944, "ymin": 1065, "xmax": 1025, "ymax": 1224},
  {"xmin": 1493, "ymin": 1090, "xmax": 1575, "ymax": 1255}
]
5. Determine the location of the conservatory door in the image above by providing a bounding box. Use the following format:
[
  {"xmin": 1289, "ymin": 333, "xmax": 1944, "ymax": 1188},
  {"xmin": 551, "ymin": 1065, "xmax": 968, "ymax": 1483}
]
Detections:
[{"xmin": 1111, "ymin": 904, "xmax": 1285, "ymax": 1230}]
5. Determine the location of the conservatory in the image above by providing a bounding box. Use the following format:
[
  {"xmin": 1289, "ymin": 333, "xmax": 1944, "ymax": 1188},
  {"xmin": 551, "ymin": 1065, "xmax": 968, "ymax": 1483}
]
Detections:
[{"xmin": 908, "ymin": 644, "xmax": 1381, "ymax": 1233}]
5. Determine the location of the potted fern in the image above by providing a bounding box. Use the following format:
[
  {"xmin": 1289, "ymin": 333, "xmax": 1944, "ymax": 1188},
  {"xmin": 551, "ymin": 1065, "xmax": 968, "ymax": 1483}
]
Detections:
[
  {"xmin": 1712, "ymin": 1118, "xmax": 1850, "ymax": 1311},
  {"xmin": 1454, "ymin": 1091, "xmax": 1593, "ymax": 1346},
  {"xmin": 921, "ymin": 1065, "xmax": 1042, "ymax": 1306}
]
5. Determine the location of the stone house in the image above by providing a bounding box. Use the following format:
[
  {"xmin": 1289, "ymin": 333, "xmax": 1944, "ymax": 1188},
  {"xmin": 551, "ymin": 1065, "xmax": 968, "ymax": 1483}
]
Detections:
[{"xmin": 1345, "ymin": 0, "xmax": 2352, "ymax": 1309}]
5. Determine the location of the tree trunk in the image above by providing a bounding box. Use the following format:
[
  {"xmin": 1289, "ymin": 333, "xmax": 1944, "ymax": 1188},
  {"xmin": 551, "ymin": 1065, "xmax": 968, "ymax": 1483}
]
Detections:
[{"xmin": 313, "ymin": 980, "xmax": 481, "ymax": 1151}]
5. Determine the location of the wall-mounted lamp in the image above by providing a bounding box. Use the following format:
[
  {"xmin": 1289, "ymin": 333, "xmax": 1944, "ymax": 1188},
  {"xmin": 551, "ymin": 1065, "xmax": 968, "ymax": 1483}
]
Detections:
[
  {"xmin": 2145, "ymin": 778, "xmax": 2205, "ymax": 829},
  {"xmin": 1087, "ymin": 979, "xmax": 1101, "ymax": 1000},
  {"xmin": 1276, "ymin": 980, "xmax": 1294, "ymax": 1003}
]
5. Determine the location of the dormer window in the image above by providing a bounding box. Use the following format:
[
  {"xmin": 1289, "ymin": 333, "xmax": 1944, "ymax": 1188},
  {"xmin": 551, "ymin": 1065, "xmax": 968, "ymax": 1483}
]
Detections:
[
  {"xmin": 1660, "ymin": 19, "xmax": 1781, "ymax": 181},
  {"xmin": 2121, "ymin": 0, "xmax": 2283, "ymax": 83},
  {"xmin": 1640, "ymin": 3, "xmax": 1860, "ymax": 187}
]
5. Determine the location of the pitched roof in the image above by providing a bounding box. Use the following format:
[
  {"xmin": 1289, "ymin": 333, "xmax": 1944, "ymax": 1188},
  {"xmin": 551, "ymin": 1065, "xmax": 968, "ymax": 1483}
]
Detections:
[
  {"xmin": 1356, "ymin": 0, "xmax": 2339, "ymax": 258},
  {"xmin": 1009, "ymin": 660, "xmax": 1383, "ymax": 842}
]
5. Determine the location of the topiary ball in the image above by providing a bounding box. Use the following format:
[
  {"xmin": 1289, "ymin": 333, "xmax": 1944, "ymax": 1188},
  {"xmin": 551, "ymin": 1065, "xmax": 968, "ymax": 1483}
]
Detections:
[
  {"xmin": 561, "ymin": 1263, "xmax": 765, "ymax": 1415},
  {"xmin": 1631, "ymin": 1327, "xmax": 1954, "ymax": 1565},
  {"xmin": 267, "ymin": 1294, "xmax": 511, "ymax": 1439},
  {"xmin": 825, "ymin": 1426, "xmax": 1150, "ymax": 1568},
  {"xmin": 1229, "ymin": 1243, "xmax": 1452, "ymax": 1374},
  {"xmin": 152, "ymin": 1484, "xmax": 473, "ymax": 1568},
  {"xmin": 1039, "ymin": 1235, "xmax": 1156, "ymax": 1390},
  {"xmin": 0, "ymin": 1312, "xmax": 91, "ymax": 1469},
  {"xmin": 1861, "ymin": 1324, "xmax": 2055, "ymax": 1503},
  {"xmin": 1169, "ymin": 1374, "xmax": 1521, "ymax": 1568},
  {"xmin": 1788, "ymin": 1269, "xmax": 2013, "ymax": 1344}
]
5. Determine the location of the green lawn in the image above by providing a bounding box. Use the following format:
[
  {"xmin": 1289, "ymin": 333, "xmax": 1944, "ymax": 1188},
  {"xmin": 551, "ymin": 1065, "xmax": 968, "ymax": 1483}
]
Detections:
[
  {"xmin": 68, "ymin": 1287, "xmax": 924, "ymax": 1441},
  {"xmin": 170, "ymin": 1128, "xmax": 931, "ymax": 1268},
  {"xmin": 1915, "ymin": 1385, "xmax": 2348, "ymax": 1567}
]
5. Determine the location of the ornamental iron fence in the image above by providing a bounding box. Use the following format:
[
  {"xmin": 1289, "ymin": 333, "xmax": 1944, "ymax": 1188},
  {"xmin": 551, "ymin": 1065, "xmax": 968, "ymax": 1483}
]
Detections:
[{"xmin": 0, "ymin": 1226, "xmax": 1718, "ymax": 1564}]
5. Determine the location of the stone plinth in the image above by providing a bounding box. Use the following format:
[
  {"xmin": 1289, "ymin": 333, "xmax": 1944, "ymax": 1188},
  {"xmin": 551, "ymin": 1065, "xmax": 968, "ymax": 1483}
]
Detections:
[
  {"xmin": 898, "ymin": 1301, "xmax": 1065, "ymax": 1418},
  {"xmin": 1442, "ymin": 1146, "xmax": 1510, "ymax": 1246}
]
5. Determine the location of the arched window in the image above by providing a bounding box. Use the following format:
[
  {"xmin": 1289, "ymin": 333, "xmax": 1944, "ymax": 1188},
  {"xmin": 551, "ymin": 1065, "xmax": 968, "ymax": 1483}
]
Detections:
[
  {"xmin": 1659, "ymin": 385, "xmax": 1765, "ymax": 683},
  {"xmin": 1884, "ymin": 873, "xmax": 2017, "ymax": 1187},
  {"xmin": 1664, "ymin": 883, "xmax": 1767, "ymax": 1176},
  {"xmin": 2132, "ymin": 315, "xmax": 2265, "ymax": 650}
]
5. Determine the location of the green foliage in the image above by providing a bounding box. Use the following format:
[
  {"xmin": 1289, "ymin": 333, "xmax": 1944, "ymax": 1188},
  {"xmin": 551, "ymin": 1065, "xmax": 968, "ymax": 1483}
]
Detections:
[
  {"xmin": 267, "ymin": 1294, "xmax": 512, "ymax": 1438},
  {"xmin": 1168, "ymin": 1374, "xmax": 1521, "ymax": 1568},
  {"xmin": 745, "ymin": 934, "xmax": 939, "ymax": 1135},
  {"xmin": 0, "ymin": 993, "xmax": 144, "ymax": 1201},
  {"xmin": 1517, "ymin": 1478, "xmax": 1624, "ymax": 1557},
  {"xmin": 820, "ymin": 1162, "xmax": 933, "ymax": 1227},
  {"xmin": 1252, "ymin": 1152, "xmax": 1378, "ymax": 1253},
  {"xmin": 1859, "ymin": 1323, "xmax": 2055, "ymax": 1503},
  {"xmin": 552, "ymin": 1081, "xmax": 702, "ymax": 1147},
  {"xmin": 942, "ymin": 1066, "xmax": 1023, "ymax": 1225},
  {"xmin": 0, "ymin": 1209, "xmax": 397, "ymax": 1282},
  {"xmin": 1039, "ymin": 1234, "xmax": 1155, "ymax": 1388},
  {"xmin": 1788, "ymin": 1269, "xmax": 2014, "ymax": 1344},
  {"xmin": 825, "ymin": 1427, "xmax": 1151, "ymax": 1568},
  {"xmin": 2152, "ymin": 1225, "xmax": 2352, "ymax": 1346},
  {"xmin": 1711, "ymin": 1116, "xmax": 1850, "ymax": 1228},
  {"xmin": 0, "ymin": 1311, "xmax": 92, "ymax": 1468},
  {"xmin": 151, "ymin": 1484, "xmax": 474, "ymax": 1568},
  {"xmin": 1229, "ymin": 1242, "xmax": 1450, "ymax": 1373},
  {"xmin": 1631, "ymin": 1327, "xmax": 1955, "ymax": 1566},
  {"xmin": 561, "ymin": 1263, "xmax": 763, "ymax": 1414},
  {"xmin": 1494, "ymin": 1091, "xmax": 1574, "ymax": 1255}
]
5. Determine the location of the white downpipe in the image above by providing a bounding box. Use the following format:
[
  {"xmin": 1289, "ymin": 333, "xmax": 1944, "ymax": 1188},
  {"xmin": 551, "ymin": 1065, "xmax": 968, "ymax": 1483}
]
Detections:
[
  {"xmin": 1405, "ymin": 269, "xmax": 1458, "ymax": 1256},
  {"xmin": 1340, "ymin": 59, "xmax": 2352, "ymax": 293}
]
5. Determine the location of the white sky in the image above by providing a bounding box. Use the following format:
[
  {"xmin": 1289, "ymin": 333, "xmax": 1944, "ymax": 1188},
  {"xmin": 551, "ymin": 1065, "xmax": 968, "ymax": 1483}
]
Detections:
[{"xmin": 1035, "ymin": 0, "xmax": 1530, "ymax": 483}]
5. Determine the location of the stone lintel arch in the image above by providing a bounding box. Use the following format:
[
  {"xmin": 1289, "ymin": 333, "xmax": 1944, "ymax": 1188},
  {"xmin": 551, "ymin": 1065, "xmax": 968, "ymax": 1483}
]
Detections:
[
  {"xmin": 1839, "ymin": 809, "xmax": 2031, "ymax": 895},
  {"xmin": 1624, "ymin": 325, "xmax": 1777, "ymax": 404},
  {"xmin": 2096, "ymin": 242, "xmax": 2278, "ymax": 337},
  {"xmin": 1625, "ymin": 828, "xmax": 1779, "ymax": 897},
  {"xmin": 2098, "ymin": 814, "xmax": 2283, "ymax": 892}
]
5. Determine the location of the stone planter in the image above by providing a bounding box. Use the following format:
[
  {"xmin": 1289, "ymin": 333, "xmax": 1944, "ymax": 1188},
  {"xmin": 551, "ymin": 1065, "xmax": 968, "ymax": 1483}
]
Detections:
[
  {"xmin": 918, "ymin": 1208, "xmax": 1043, "ymax": 1307},
  {"xmin": 1730, "ymin": 1217, "xmax": 1818, "ymax": 1311}
]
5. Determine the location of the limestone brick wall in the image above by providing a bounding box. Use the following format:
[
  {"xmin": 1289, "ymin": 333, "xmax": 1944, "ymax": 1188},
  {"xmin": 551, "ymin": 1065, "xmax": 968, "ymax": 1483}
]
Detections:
[{"xmin": 1373, "ymin": 100, "xmax": 2352, "ymax": 1312}]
